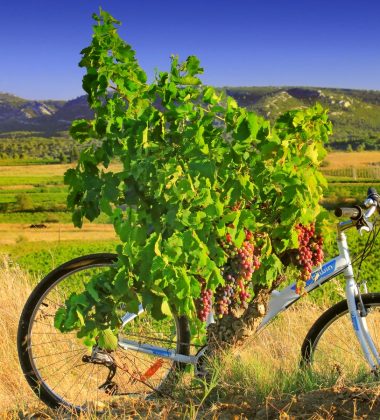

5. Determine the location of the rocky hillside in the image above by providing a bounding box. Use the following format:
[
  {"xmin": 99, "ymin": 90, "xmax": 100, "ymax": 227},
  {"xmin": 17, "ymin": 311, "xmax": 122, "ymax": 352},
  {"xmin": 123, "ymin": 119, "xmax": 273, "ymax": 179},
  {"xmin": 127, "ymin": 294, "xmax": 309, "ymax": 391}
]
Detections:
[
  {"xmin": 1, "ymin": 87, "xmax": 379, "ymax": 149},
  {"xmin": 226, "ymin": 87, "xmax": 380, "ymax": 149},
  {"xmin": 0, "ymin": 93, "xmax": 91, "ymax": 134}
]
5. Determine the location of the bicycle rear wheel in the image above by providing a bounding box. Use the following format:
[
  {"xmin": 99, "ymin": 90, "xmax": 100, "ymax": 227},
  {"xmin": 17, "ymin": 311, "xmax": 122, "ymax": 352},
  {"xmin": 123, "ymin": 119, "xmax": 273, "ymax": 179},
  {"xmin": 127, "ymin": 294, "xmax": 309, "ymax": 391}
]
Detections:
[
  {"xmin": 17, "ymin": 253, "xmax": 190, "ymax": 414},
  {"xmin": 301, "ymin": 293, "xmax": 380, "ymax": 382}
]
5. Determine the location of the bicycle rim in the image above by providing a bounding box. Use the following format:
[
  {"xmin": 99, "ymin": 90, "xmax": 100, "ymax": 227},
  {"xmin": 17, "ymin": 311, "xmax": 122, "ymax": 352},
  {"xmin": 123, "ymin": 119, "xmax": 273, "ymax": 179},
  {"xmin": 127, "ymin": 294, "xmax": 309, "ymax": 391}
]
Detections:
[
  {"xmin": 303, "ymin": 296, "xmax": 380, "ymax": 383},
  {"xmin": 19, "ymin": 255, "xmax": 189, "ymax": 413}
]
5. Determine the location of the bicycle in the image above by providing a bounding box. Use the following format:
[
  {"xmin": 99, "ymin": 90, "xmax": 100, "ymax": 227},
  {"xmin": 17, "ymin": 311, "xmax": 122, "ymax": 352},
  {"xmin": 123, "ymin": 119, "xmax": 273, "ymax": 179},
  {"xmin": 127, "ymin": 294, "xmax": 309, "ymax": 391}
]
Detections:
[{"xmin": 17, "ymin": 187, "xmax": 380, "ymax": 413}]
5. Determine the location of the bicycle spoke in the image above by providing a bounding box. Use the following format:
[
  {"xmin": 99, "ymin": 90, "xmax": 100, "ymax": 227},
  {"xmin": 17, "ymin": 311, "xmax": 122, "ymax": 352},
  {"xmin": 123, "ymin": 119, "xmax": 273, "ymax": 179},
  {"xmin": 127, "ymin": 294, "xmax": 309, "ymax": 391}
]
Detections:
[
  {"xmin": 307, "ymin": 300, "xmax": 380, "ymax": 381},
  {"xmin": 74, "ymin": 364, "xmax": 96, "ymax": 406},
  {"xmin": 31, "ymin": 338, "xmax": 78, "ymax": 347},
  {"xmin": 57, "ymin": 363, "xmax": 99, "ymax": 405},
  {"xmin": 50, "ymin": 357, "xmax": 89, "ymax": 394},
  {"xmin": 37, "ymin": 351, "xmax": 88, "ymax": 371},
  {"xmin": 41, "ymin": 354, "xmax": 88, "ymax": 386},
  {"xmin": 19, "ymin": 258, "xmax": 189, "ymax": 412},
  {"xmin": 33, "ymin": 347, "xmax": 85, "ymax": 359}
]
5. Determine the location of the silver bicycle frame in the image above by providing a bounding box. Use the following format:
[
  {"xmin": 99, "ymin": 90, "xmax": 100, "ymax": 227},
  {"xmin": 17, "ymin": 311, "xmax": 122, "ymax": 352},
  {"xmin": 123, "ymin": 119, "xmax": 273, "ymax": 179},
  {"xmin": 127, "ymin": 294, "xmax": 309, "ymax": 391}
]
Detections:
[
  {"xmin": 337, "ymin": 225, "xmax": 380, "ymax": 370},
  {"xmin": 118, "ymin": 214, "xmax": 380, "ymax": 370}
]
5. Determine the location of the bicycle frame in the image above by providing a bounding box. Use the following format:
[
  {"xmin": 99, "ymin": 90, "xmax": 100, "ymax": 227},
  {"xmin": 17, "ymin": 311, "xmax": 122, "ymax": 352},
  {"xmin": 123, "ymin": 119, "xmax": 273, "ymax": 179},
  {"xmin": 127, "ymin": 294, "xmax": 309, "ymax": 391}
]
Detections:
[{"xmin": 118, "ymin": 223, "xmax": 380, "ymax": 371}]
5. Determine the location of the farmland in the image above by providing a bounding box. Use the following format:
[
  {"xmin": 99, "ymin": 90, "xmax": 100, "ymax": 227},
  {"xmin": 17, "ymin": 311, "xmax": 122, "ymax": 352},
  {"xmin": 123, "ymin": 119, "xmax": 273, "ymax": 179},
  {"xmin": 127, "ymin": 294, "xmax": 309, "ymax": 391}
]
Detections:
[
  {"xmin": 0, "ymin": 162, "xmax": 121, "ymax": 224},
  {"xmin": 1, "ymin": 154, "xmax": 380, "ymax": 276},
  {"xmin": 0, "ymin": 163, "xmax": 121, "ymax": 276},
  {"xmin": 0, "ymin": 155, "xmax": 377, "ymax": 267},
  {"xmin": 2, "ymin": 153, "xmax": 380, "ymax": 417}
]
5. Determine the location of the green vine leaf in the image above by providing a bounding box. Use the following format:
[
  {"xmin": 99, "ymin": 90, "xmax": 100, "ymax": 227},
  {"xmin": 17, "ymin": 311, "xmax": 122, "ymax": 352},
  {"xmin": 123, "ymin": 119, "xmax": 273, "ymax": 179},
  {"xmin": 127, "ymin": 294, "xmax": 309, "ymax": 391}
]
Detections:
[
  {"xmin": 57, "ymin": 9, "xmax": 332, "ymax": 347},
  {"xmin": 98, "ymin": 328, "xmax": 118, "ymax": 351}
]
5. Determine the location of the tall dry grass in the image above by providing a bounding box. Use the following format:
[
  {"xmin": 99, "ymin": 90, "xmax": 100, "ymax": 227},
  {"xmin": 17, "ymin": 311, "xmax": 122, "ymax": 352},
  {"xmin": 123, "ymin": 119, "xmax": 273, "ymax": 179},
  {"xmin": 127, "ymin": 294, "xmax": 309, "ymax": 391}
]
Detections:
[
  {"xmin": 0, "ymin": 256, "xmax": 40, "ymax": 414},
  {"xmin": 213, "ymin": 303, "xmax": 333, "ymax": 404},
  {"xmin": 0, "ymin": 257, "xmax": 376, "ymax": 418}
]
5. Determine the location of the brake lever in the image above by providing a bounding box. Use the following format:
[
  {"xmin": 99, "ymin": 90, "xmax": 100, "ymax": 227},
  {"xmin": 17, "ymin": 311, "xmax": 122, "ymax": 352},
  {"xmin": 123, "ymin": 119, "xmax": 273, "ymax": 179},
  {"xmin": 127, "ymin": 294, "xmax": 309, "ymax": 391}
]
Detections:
[
  {"xmin": 358, "ymin": 219, "xmax": 373, "ymax": 235},
  {"xmin": 359, "ymin": 226, "xmax": 371, "ymax": 235}
]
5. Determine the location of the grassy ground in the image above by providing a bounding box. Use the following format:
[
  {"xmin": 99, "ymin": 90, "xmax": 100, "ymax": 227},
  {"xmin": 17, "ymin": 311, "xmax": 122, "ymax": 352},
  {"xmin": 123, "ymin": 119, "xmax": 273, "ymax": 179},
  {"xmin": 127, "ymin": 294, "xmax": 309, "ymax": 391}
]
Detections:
[
  {"xmin": 2, "ymin": 154, "xmax": 380, "ymax": 417},
  {"xmin": 0, "ymin": 154, "xmax": 378, "ymax": 224},
  {"xmin": 1, "ymin": 257, "xmax": 380, "ymax": 418}
]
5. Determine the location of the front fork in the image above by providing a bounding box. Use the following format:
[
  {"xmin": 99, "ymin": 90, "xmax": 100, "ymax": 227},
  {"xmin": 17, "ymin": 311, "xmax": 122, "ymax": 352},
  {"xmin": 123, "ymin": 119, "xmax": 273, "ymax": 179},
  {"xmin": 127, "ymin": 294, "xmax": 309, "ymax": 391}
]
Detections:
[{"xmin": 338, "ymin": 230, "xmax": 380, "ymax": 372}]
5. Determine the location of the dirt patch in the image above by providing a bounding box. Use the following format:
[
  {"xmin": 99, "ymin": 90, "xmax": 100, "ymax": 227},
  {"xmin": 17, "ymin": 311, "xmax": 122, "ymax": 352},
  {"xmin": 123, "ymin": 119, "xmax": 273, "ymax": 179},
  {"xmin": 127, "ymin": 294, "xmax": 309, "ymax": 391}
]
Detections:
[
  {"xmin": 0, "ymin": 162, "xmax": 123, "ymax": 177},
  {"xmin": 323, "ymin": 151, "xmax": 380, "ymax": 169},
  {"xmin": 254, "ymin": 385, "xmax": 380, "ymax": 419},
  {"xmin": 0, "ymin": 184, "xmax": 37, "ymax": 190},
  {"xmin": 0, "ymin": 223, "xmax": 117, "ymax": 245},
  {"xmin": 6, "ymin": 386, "xmax": 380, "ymax": 419}
]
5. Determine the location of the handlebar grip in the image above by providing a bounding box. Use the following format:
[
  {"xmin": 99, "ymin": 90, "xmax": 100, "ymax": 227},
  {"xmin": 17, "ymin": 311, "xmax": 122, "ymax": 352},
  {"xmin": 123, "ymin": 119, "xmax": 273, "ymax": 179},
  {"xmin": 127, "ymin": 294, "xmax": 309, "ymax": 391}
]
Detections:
[
  {"xmin": 368, "ymin": 187, "xmax": 378, "ymax": 196},
  {"xmin": 368, "ymin": 187, "xmax": 380, "ymax": 204},
  {"xmin": 334, "ymin": 207, "xmax": 361, "ymax": 219}
]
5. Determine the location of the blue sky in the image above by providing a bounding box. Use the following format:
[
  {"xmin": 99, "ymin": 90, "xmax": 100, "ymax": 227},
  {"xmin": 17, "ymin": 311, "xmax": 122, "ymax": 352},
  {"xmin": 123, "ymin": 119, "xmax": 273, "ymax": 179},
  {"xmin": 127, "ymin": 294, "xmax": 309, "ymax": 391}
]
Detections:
[{"xmin": 1, "ymin": 0, "xmax": 379, "ymax": 100}]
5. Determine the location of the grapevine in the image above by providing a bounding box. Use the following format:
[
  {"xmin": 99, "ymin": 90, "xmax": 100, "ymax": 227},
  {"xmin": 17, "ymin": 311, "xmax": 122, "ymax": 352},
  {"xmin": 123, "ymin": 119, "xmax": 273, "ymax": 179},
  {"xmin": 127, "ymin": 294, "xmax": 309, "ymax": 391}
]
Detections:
[{"xmin": 55, "ymin": 9, "xmax": 332, "ymax": 349}]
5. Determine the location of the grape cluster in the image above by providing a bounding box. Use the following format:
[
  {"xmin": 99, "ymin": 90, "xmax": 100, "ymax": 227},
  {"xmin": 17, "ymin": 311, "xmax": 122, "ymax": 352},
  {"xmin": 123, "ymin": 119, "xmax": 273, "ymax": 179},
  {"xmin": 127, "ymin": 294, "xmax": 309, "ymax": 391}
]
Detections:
[
  {"xmin": 194, "ymin": 278, "xmax": 213, "ymax": 322},
  {"xmin": 295, "ymin": 223, "xmax": 324, "ymax": 293},
  {"xmin": 214, "ymin": 229, "xmax": 261, "ymax": 317},
  {"xmin": 195, "ymin": 229, "xmax": 262, "ymax": 321}
]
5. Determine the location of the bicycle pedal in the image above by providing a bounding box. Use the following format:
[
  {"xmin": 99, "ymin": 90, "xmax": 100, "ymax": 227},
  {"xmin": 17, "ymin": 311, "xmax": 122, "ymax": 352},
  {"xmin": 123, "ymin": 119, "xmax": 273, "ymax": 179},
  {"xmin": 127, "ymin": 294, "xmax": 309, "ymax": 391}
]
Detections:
[{"xmin": 99, "ymin": 381, "xmax": 119, "ymax": 395}]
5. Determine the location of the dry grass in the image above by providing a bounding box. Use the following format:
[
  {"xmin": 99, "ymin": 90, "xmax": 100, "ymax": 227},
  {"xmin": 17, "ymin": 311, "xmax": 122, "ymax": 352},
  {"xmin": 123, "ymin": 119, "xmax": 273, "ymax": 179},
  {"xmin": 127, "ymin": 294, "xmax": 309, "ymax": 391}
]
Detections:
[
  {"xmin": 1, "ymin": 258, "xmax": 379, "ymax": 418},
  {"xmin": 0, "ymin": 256, "xmax": 40, "ymax": 414},
  {"xmin": 0, "ymin": 163, "xmax": 123, "ymax": 178},
  {"xmin": 0, "ymin": 223, "xmax": 116, "ymax": 245},
  {"xmin": 323, "ymin": 151, "xmax": 380, "ymax": 169},
  {"xmin": 0, "ymin": 163, "xmax": 74, "ymax": 177},
  {"xmin": 0, "ymin": 254, "xmax": 326, "ymax": 418}
]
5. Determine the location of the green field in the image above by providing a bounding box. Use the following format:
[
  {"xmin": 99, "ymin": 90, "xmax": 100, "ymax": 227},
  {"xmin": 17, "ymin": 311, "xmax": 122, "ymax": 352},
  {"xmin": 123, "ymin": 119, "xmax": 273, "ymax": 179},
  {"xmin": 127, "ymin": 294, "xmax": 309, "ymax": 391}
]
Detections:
[
  {"xmin": 0, "ymin": 169, "xmax": 111, "ymax": 224},
  {"xmin": 0, "ymin": 160, "xmax": 376, "ymax": 223},
  {"xmin": 0, "ymin": 240, "xmax": 117, "ymax": 278},
  {"xmin": 0, "ymin": 175, "xmax": 63, "ymax": 186},
  {"xmin": 0, "ymin": 159, "xmax": 380, "ymax": 294}
]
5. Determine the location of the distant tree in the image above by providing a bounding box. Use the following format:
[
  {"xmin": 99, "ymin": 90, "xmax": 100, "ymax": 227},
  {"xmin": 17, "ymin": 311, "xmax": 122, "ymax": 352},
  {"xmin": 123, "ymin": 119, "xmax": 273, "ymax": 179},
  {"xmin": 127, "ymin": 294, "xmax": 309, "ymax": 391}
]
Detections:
[
  {"xmin": 346, "ymin": 144, "xmax": 353, "ymax": 152},
  {"xmin": 357, "ymin": 143, "xmax": 366, "ymax": 152},
  {"xmin": 58, "ymin": 152, "xmax": 67, "ymax": 163},
  {"xmin": 71, "ymin": 145, "xmax": 80, "ymax": 162},
  {"xmin": 15, "ymin": 193, "xmax": 33, "ymax": 211},
  {"xmin": 0, "ymin": 203, "xmax": 9, "ymax": 212}
]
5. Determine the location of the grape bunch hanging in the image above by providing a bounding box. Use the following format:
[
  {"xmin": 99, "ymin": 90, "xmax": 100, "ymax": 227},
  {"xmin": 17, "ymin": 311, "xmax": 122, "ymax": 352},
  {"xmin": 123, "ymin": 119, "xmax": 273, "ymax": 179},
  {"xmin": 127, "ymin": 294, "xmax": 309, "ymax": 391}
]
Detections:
[
  {"xmin": 295, "ymin": 223, "xmax": 324, "ymax": 294},
  {"xmin": 195, "ymin": 278, "xmax": 213, "ymax": 322},
  {"xmin": 195, "ymin": 229, "xmax": 261, "ymax": 321}
]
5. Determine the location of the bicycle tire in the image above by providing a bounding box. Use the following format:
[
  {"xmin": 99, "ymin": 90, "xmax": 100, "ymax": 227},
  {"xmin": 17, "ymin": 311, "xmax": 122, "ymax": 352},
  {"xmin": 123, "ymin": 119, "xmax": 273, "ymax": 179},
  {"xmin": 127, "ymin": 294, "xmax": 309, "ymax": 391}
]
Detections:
[
  {"xmin": 301, "ymin": 293, "xmax": 380, "ymax": 381},
  {"xmin": 17, "ymin": 253, "xmax": 190, "ymax": 413}
]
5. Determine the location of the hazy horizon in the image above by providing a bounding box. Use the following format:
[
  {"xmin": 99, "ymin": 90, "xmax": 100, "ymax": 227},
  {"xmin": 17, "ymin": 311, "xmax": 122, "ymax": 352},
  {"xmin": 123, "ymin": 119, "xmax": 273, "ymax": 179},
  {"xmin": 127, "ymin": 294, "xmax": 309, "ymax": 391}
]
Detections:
[{"xmin": 2, "ymin": 84, "xmax": 380, "ymax": 103}]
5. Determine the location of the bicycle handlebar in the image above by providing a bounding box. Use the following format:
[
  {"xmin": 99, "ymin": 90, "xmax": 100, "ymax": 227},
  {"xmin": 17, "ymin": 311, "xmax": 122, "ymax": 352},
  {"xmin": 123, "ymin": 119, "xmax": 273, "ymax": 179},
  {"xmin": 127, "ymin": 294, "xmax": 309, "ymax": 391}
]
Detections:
[
  {"xmin": 367, "ymin": 187, "xmax": 380, "ymax": 206},
  {"xmin": 334, "ymin": 206, "xmax": 361, "ymax": 219},
  {"xmin": 335, "ymin": 187, "xmax": 379, "ymax": 221}
]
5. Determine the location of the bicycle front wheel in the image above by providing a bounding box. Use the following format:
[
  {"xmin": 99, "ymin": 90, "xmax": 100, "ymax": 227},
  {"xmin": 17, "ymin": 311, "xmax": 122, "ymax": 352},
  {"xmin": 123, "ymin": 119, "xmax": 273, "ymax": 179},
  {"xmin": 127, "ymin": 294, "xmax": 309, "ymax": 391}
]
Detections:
[
  {"xmin": 17, "ymin": 253, "xmax": 190, "ymax": 414},
  {"xmin": 301, "ymin": 293, "xmax": 380, "ymax": 382}
]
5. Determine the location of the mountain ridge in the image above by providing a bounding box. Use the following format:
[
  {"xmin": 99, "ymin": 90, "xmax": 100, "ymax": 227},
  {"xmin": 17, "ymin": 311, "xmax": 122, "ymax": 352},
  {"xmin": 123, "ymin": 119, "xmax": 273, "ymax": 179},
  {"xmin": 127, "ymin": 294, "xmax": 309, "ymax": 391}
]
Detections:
[{"xmin": 1, "ymin": 86, "xmax": 379, "ymax": 148}]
